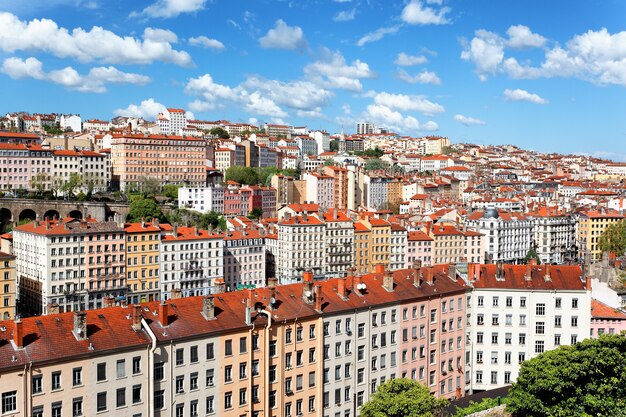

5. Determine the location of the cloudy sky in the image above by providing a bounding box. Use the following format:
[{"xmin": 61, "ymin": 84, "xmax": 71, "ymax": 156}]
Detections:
[{"xmin": 0, "ymin": 0, "xmax": 625, "ymax": 159}]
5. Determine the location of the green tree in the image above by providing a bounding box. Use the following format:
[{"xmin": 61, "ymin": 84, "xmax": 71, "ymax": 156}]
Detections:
[
  {"xmin": 30, "ymin": 172, "xmax": 50, "ymax": 196},
  {"xmin": 128, "ymin": 198, "xmax": 164, "ymax": 222},
  {"xmin": 140, "ymin": 176, "xmax": 161, "ymax": 197},
  {"xmin": 454, "ymin": 397, "xmax": 506, "ymax": 417},
  {"xmin": 248, "ymin": 208, "xmax": 263, "ymax": 220},
  {"xmin": 210, "ymin": 127, "xmax": 230, "ymax": 139},
  {"xmin": 598, "ymin": 219, "xmax": 626, "ymax": 256},
  {"xmin": 61, "ymin": 172, "xmax": 82, "ymax": 198},
  {"xmin": 360, "ymin": 379, "xmax": 448, "ymax": 417},
  {"xmin": 329, "ymin": 139, "xmax": 339, "ymax": 152},
  {"xmin": 199, "ymin": 211, "xmax": 227, "ymax": 231},
  {"xmin": 364, "ymin": 159, "xmax": 390, "ymax": 171},
  {"xmin": 225, "ymin": 166, "xmax": 259, "ymax": 185},
  {"xmin": 507, "ymin": 335, "xmax": 626, "ymax": 417},
  {"xmin": 43, "ymin": 125, "xmax": 64, "ymax": 135},
  {"xmin": 162, "ymin": 184, "xmax": 180, "ymax": 200},
  {"xmin": 442, "ymin": 145, "xmax": 454, "ymax": 155},
  {"xmin": 524, "ymin": 248, "xmax": 541, "ymax": 264},
  {"xmin": 258, "ymin": 166, "xmax": 280, "ymax": 186},
  {"xmin": 324, "ymin": 158, "xmax": 336, "ymax": 167}
]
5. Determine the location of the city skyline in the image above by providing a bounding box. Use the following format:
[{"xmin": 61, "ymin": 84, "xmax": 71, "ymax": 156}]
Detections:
[{"xmin": 0, "ymin": 0, "xmax": 626, "ymax": 159}]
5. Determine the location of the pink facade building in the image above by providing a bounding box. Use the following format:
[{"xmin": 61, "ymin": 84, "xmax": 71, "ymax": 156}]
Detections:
[
  {"xmin": 406, "ymin": 230, "xmax": 434, "ymax": 268},
  {"xmin": 590, "ymin": 299, "xmax": 626, "ymax": 337}
]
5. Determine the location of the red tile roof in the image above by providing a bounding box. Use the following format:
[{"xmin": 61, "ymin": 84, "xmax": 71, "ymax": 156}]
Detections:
[
  {"xmin": 591, "ymin": 299, "xmax": 626, "ymax": 320},
  {"xmin": 470, "ymin": 263, "xmax": 586, "ymax": 291}
]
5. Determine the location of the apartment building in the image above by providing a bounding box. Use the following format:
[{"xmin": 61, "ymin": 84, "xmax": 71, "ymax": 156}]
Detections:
[
  {"xmin": 275, "ymin": 213, "xmax": 325, "ymax": 284},
  {"xmin": 125, "ymin": 220, "xmax": 166, "ymax": 304},
  {"xmin": 110, "ymin": 134, "xmax": 206, "ymax": 191},
  {"xmin": 223, "ymin": 228, "xmax": 266, "ymax": 290},
  {"xmin": 0, "ymin": 253, "xmax": 16, "ymax": 320},
  {"xmin": 389, "ymin": 223, "xmax": 407, "ymax": 271},
  {"xmin": 52, "ymin": 149, "xmax": 109, "ymax": 194},
  {"xmin": 465, "ymin": 209, "xmax": 533, "ymax": 263},
  {"xmin": 430, "ymin": 224, "xmax": 483, "ymax": 265},
  {"xmin": 465, "ymin": 262, "xmax": 591, "ymax": 392},
  {"xmin": 577, "ymin": 209, "xmax": 624, "ymax": 261},
  {"xmin": 323, "ymin": 166, "xmax": 349, "ymax": 211},
  {"xmin": 527, "ymin": 206, "xmax": 577, "ymax": 264},
  {"xmin": 304, "ymin": 172, "xmax": 335, "ymax": 211},
  {"xmin": 179, "ymin": 185, "xmax": 225, "ymax": 213},
  {"xmin": 0, "ymin": 144, "xmax": 54, "ymax": 192},
  {"xmin": 322, "ymin": 209, "xmax": 354, "ymax": 278},
  {"xmin": 406, "ymin": 231, "xmax": 433, "ymax": 268},
  {"xmin": 13, "ymin": 217, "xmax": 126, "ymax": 315},
  {"xmin": 159, "ymin": 226, "xmax": 224, "ymax": 299}
]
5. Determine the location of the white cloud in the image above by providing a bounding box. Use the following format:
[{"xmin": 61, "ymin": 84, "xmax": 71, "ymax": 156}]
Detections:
[
  {"xmin": 460, "ymin": 29, "xmax": 505, "ymax": 81},
  {"xmin": 114, "ymin": 99, "xmax": 167, "ymax": 118},
  {"xmin": 454, "ymin": 114, "xmax": 486, "ymax": 126},
  {"xmin": 243, "ymin": 92, "xmax": 287, "ymax": 118},
  {"xmin": 2, "ymin": 57, "xmax": 150, "ymax": 93},
  {"xmin": 503, "ymin": 88, "xmax": 548, "ymax": 104},
  {"xmin": 356, "ymin": 25, "xmax": 400, "ymax": 46},
  {"xmin": 463, "ymin": 26, "xmax": 626, "ymax": 87},
  {"xmin": 259, "ymin": 19, "xmax": 306, "ymax": 50},
  {"xmin": 396, "ymin": 69, "xmax": 441, "ymax": 84},
  {"xmin": 184, "ymin": 73, "xmax": 239, "ymax": 108},
  {"xmin": 304, "ymin": 49, "xmax": 375, "ymax": 91},
  {"xmin": 334, "ymin": 9, "xmax": 356, "ymax": 22},
  {"xmin": 243, "ymin": 77, "xmax": 333, "ymax": 110},
  {"xmin": 373, "ymin": 92, "xmax": 444, "ymax": 115},
  {"xmin": 401, "ymin": 0, "xmax": 450, "ymax": 25},
  {"xmin": 365, "ymin": 104, "xmax": 420, "ymax": 133},
  {"xmin": 395, "ymin": 52, "xmax": 428, "ymax": 66},
  {"xmin": 133, "ymin": 0, "xmax": 207, "ymax": 19},
  {"xmin": 189, "ymin": 36, "xmax": 225, "ymax": 50},
  {"xmin": 422, "ymin": 120, "xmax": 439, "ymax": 131},
  {"xmin": 185, "ymin": 110, "xmax": 195, "ymax": 120},
  {"xmin": 506, "ymin": 25, "xmax": 546, "ymax": 49},
  {"xmin": 0, "ymin": 12, "xmax": 192, "ymax": 66},
  {"xmin": 142, "ymin": 27, "xmax": 178, "ymax": 43}
]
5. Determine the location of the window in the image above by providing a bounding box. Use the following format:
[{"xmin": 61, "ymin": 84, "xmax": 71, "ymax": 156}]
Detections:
[
  {"xmin": 97, "ymin": 392, "xmax": 107, "ymax": 412},
  {"xmin": 536, "ymin": 303, "xmax": 545, "ymax": 316},
  {"xmin": 97, "ymin": 363, "xmax": 106, "ymax": 381},
  {"xmin": 72, "ymin": 397, "xmax": 83, "ymax": 417},
  {"xmin": 476, "ymin": 371, "xmax": 483, "ymax": 384},
  {"xmin": 269, "ymin": 341, "xmax": 277, "ymax": 357},
  {"xmin": 491, "ymin": 351, "xmax": 498, "ymax": 364},
  {"xmin": 239, "ymin": 337, "xmax": 247, "ymax": 354},
  {"xmin": 176, "ymin": 348, "xmax": 184, "ymax": 365},
  {"xmin": 225, "ymin": 340, "xmax": 233, "ymax": 356},
  {"xmin": 492, "ymin": 296, "xmax": 499, "ymax": 307},
  {"xmin": 555, "ymin": 334, "xmax": 561, "ymax": 346},
  {"xmin": 491, "ymin": 371, "xmax": 498, "ymax": 384},
  {"xmin": 492, "ymin": 314, "xmax": 499, "ymax": 326},
  {"xmin": 505, "ymin": 333, "xmax": 512, "ymax": 344},
  {"xmin": 296, "ymin": 327, "xmax": 303, "ymax": 342},
  {"xmin": 535, "ymin": 341, "xmax": 544, "ymax": 354},
  {"xmin": 206, "ymin": 342, "xmax": 215, "ymax": 359},
  {"xmin": 491, "ymin": 333, "xmax": 498, "ymax": 344},
  {"xmin": 154, "ymin": 362, "xmax": 164, "ymax": 381},
  {"xmin": 309, "ymin": 396, "xmax": 315, "ymax": 412},
  {"xmin": 309, "ymin": 324, "xmax": 316, "ymax": 339},
  {"xmin": 555, "ymin": 297, "xmax": 562, "ymax": 308},
  {"xmin": 504, "ymin": 371, "xmax": 511, "ymax": 384},
  {"xmin": 154, "ymin": 390, "xmax": 164, "ymax": 410},
  {"xmin": 286, "ymin": 328, "xmax": 293, "ymax": 343},
  {"xmin": 520, "ymin": 297, "xmax": 526, "ymax": 307},
  {"xmin": 52, "ymin": 371, "xmax": 62, "ymax": 390},
  {"xmin": 506, "ymin": 296, "xmax": 513, "ymax": 307},
  {"xmin": 72, "ymin": 367, "xmax": 82, "ymax": 386},
  {"xmin": 571, "ymin": 335, "xmax": 578, "ymax": 344},
  {"xmin": 555, "ymin": 315, "xmax": 562, "ymax": 327},
  {"xmin": 176, "ymin": 376, "xmax": 184, "ymax": 393},
  {"xmin": 32, "ymin": 375, "xmax": 42, "ymax": 394},
  {"xmin": 190, "ymin": 372, "xmax": 198, "ymax": 390},
  {"xmin": 357, "ymin": 323, "xmax": 365, "ymax": 338},
  {"xmin": 310, "ymin": 347, "xmax": 316, "ymax": 363},
  {"xmin": 519, "ymin": 333, "xmax": 526, "ymax": 345},
  {"xmin": 206, "ymin": 396, "xmax": 214, "ymax": 413},
  {"xmin": 519, "ymin": 352, "xmax": 526, "ymax": 363},
  {"xmin": 520, "ymin": 315, "xmax": 526, "ymax": 325},
  {"xmin": 191, "ymin": 345, "xmax": 199, "ymax": 363},
  {"xmin": 51, "ymin": 402, "xmax": 62, "ymax": 417},
  {"xmin": 572, "ymin": 316, "xmax": 578, "ymax": 327},
  {"xmin": 132, "ymin": 385, "xmax": 141, "ymax": 404},
  {"xmin": 116, "ymin": 388, "xmax": 126, "ymax": 408},
  {"xmin": 224, "ymin": 392, "xmax": 233, "ymax": 409},
  {"xmin": 132, "ymin": 357, "xmax": 141, "ymax": 374},
  {"xmin": 239, "ymin": 388, "xmax": 247, "ymax": 405},
  {"xmin": 536, "ymin": 322, "xmax": 545, "ymax": 334},
  {"xmin": 1, "ymin": 391, "xmax": 16, "ymax": 413},
  {"xmin": 505, "ymin": 351, "xmax": 511, "ymax": 364},
  {"xmin": 239, "ymin": 362, "xmax": 247, "ymax": 379},
  {"xmin": 225, "ymin": 366, "xmax": 232, "ymax": 382},
  {"xmin": 206, "ymin": 369, "xmax": 214, "ymax": 386},
  {"xmin": 477, "ymin": 332, "xmax": 484, "ymax": 344},
  {"xmin": 477, "ymin": 296, "xmax": 484, "ymax": 307},
  {"xmin": 477, "ymin": 314, "xmax": 484, "ymax": 325},
  {"xmin": 336, "ymin": 320, "xmax": 342, "ymax": 333},
  {"xmin": 476, "ymin": 351, "xmax": 483, "ymax": 364},
  {"xmin": 572, "ymin": 298, "xmax": 578, "ymax": 308},
  {"xmin": 117, "ymin": 359, "xmax": 125, "ymax": 378}
]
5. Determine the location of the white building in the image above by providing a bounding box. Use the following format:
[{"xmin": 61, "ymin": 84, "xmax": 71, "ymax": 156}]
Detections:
[
  {"xmin": 528, "ymin": 207, "xmax": 577, "ymax": 264},
  {"xmin": 276, "ymin": 213, "xmax": 325, "ymax": 284},
  {"xmin": 296, "ymin": 135, "xmax": 318, "ymax": 156},
  {"xmin": 322, "ymin": 209, "xmax": 354, "ymax": 278},
  {"xmin": 164, "ymin": 108, "xmax": 187, "ymax": 135},
  {"xmin": 465, "ymin": 262, "xmax": 591, "ymax": 392},
  {"xmin": 356, "ymin": 122, "xmax": 375, "ymax": 135},
  {"xmin": 465, "ymin": 209, "xmax": 534, "ymax": 264},
  {"xmin": 179, "ymin": 185, "xmax": 225, "ymax": 213},
  {"xmin": 304, "ymin": 172, "xmax": 334, "ymax": 210},
  {"xmin": 59, "ymin": 114, "xmax": 82, "ymax": 132},
  {"xmin": 389, "ymin": 223, "xmax": 407, "ymax": 271},
  {"xmin": 309, "ymin": 130, "xmax": 330, "ymax": 153},
  {"xmin": 223, "ymin": 228, "xmax": 266, "ymax": 290},
  {"xmin": 159, "ymin": 226, "xmax": 223, "ymax": 299},
  {"xmin": 52, "ymin": 150, "xmax": 109, "ymax": 194}
]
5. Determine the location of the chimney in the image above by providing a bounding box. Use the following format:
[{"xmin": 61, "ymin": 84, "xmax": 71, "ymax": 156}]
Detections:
[
  {"xmin": 302, "ymin": 279, "xmax": 314, "ymax": 305},
  {"xmin": 303, "ymin": 270, "xmax": 314, "ymax": 283},
  {"xmin": 103, "ymin": 296, "xmax": 115, "ymax": 307},
  {"xmin": 314, "ymin": 284, "xmax": 323, "ymax": 312},
  {"xmin": 544, "ymin": 264, "xmax": 552, "ymax": 282},
  {"xmin": 412, "ymin": 259, "xmax": 422, "ymax": 271},
  {"xmin": 337, "ymin": 276, "xmax": 348, "ymax": 299},
  {"xmin": 202, "ymin": 295, "xmax": 216, "ymax": 320},
  {"xmin": 47, "ymin": 303, "xmax": 60, "ymax": 315},
  {"xmin": 353, "ymin": 274, "xmax": 365, "ymax": 295},
  {"xmin": 214, "ymin": 278, "xmax": 226, "ymax": 294},
  {"xmin": 153, "ymin": 217, "xmax": 159, "ymax": 227},
  {"xmin": 268, "ymin": 287, "xmax": 277, "ymax": 311},
  {"xmin": 448, "ymin": 262, "xmax": 457, "ymax": 280},
  {"xmin": 141, "ymin": 217, "xmax": 146, "ymax": 228},
  {"xmin": 529, "ymin": 258, "xmax": 537, "ymax": 266},
  {"xmin": 131, "ymin": 305, "xmax": 142, "ymax": 331},
  {"xmin": 13, "ymin": 317, "xmax": 23, "ymax": 348},
  {"xmin": 159, "ymin": 302, "xmax": 169, "ymax": 327},
  {"xmin": 375, "ymin": 263, "xmax": 385, "ymax": 274},
  {"xmin": 383, "ymin": 270, "xmax": 394, "ymax": 292},
  {"xmin": 426, "ymin": 268, "xmax": 435, "ymax": 285},
  {"xmin": 496, "ymin": 262, "xmax": 504, "ymax": 280},
  {"xmin": 170, "ymin": 288, "xmax": 182, "ymax": 299},
  {"xmin": 267, "ymin": 277, "xmax": 278, "ymax": 288},
  {"xmin": 525, "ymin": 263, "xmax": 532, "ymax": 281},
  {"xmin": 73, "ymin": 311, "xmax": 87, "ymax": 340}
]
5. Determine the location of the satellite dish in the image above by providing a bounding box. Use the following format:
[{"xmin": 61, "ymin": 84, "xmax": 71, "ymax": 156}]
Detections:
[
  {"xmin": 270, "ymin": 297, "xmax": 276, "ymax": 305},
  {"xmin": 76, "ymin": 328, "xmax": 83, "ymax": 334},
  {"xmin": 304, "ymin": 290, "xmax": 312, "ymax": 298}
]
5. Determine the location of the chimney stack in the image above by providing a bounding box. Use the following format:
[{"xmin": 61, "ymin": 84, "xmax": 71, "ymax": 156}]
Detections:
[
  {"xmin": 153, "ymin": 217, "xmax": 159, "ymax": 227},
  {"xmin": 267, "ymin": 277, "xmax": 278, "ymax": 288},
  {"xmin": 13, "ymin": 317, "xmax": 23, "ymax": 348},
  {"xmin": 159, "ymin": 302, "xmax": 169, "ymax": 327},
  {"xmin": 47, "ymin": 303, "xmax": 60, "ymax": 315},
  {"xmin": 73, "ymin": 311, "xmax": 87, "ymax": 340},
  {"xmin": 353, "ymin": 274, "xmax": 364, "ymax": 295},
  {"xmin": 303, "ymin": 270, "xmax": 314, "ymax": 283},
  {"xmin": 496, "ymin": 262, "xmax": 504, "ymax": 280},
  {"xmin": 448, "ymin": 262, "xmax": 457, "ymax": 281},
  {"xmin": 426, "ymin": 268, "xmax": 435, "ymax": 285},
  {"xmin": 214, "ymin": 278, "xmax": 226, "ymax": 294},
  {"xmin": 375, "ymin": 263, "xmax": 385, "ymax": 274},
  {"xmin": 131, "ymin": 305, "xmax": 142, "ymax": 331},
  {"xmin": 202, "ymin": 295, "xmax": 216, "ymax": 320},
  {"xmin": 302, "ymin": 279, "xmax": 314, "ymax": 305},
  {"xmin": 544, "ymin": 264, "xmax": 552, "ymax": 282},
  {"xmin": 525, "ymin": 263, "xmax": 532, "ymax": 281},
  {"xmin": 170, "ymin": 288, "xmax": 182, "ymax": 299},
  {"xmin": 103, "ymin": 296, "xmax": 115, "ymax": 308},
  {"xmin": 383, "ymin": 270, "xmax": 394, "ymax": 292},
  {"xmin": 337, "ymin": 275, "xmax": 348, "ymax": 299},
  {"xmin": 314, "ymin": 284, "xmax": 323, "ymax": 312}
]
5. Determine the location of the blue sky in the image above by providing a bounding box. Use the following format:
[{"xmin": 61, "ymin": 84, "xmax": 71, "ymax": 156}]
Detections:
[{"xmin": 0, "ymin": 0, "xmax": 625, "ymax": 159}]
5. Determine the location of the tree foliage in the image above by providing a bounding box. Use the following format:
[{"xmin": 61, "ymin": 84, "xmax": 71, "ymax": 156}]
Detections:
[
  {"xmin": 248, "ymin": 208, "xmax": 263, "ymax": 220},
  {"xmin": 166, "ymin": 209, "xmax": 227, "ymax": 231},
  {"xmin": 454, "ymin": 397, "xmax": 506, "ymax": 417},
  {"xmin": 210, "ymin": 127, "xmax": 230, "ymax": 139},
  {"xmin": 524, "ymin": 248, "xmax": 541, "ymax": 264},
  {"xmin": 128, "ymin": 198, "xmax": 164, "ymax": 222},
  {"xmin": 43, "ymin": 124, "xmax": 64, "ymax": 135},
  {"xmin": 598, "ymin": 219, "xmax": 626, "ymax": 256},
  {"xmin": 364, "ymin": 159, "xmax": 390, "ymax": 171},
  {"xmin": 225, "ymin": 166, "xmax": 259, "ymax": 185},
  {"xmin": 360, "ymin": 378, "xmax": 448, "ymax": 417},
  {"xmin": 162, "ymin": 184, "xmax": 180, "ymax": 200},
  {"xmin": 507, "ymin": 335, "xmax": 626, "ymax": 417},
  {"xmin": 355, "ymin": 147, "xmax": 385, "ymax": 158}
]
